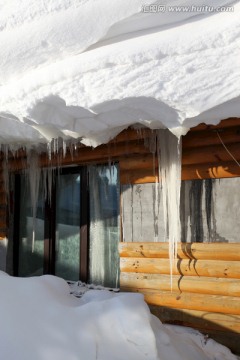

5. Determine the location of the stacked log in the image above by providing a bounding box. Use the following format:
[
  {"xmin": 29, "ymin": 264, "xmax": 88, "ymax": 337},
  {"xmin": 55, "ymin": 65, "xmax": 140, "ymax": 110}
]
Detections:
[{"xmin": 119, "ymin": 242, "xmax": 240, "ymax": 353}]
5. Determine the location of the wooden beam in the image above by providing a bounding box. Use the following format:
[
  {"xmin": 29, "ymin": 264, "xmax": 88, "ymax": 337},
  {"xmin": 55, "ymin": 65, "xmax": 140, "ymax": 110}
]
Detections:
[
  {"xmin": 188, "ymin": 118, "xmax": 240, "ymax": 132},
  {"xmin": 183, "ymin": 126, "xmax": 240, "ymax": 149},
  {"xmin": 119, "ymin": 154, "xmax": 157, "ymax": 171},
  {"xmin": 182, "ymin": 142, "xmax": 240, "ymax": 166},
  {"xmin": 120, "ymin": 161, "xmax": 240, "ymax": 183},
  {"xmin": 150, "ymin": 306, "xmax": 240, "ymax": 333},
  {"xmin": 182, "ymin": 161, "xmax": 240, "ymax": 180},
  {"xmin": 120, "ymin": 272, "xmax": 240, "ymax": 296},
  {"xmin": 120, "ymin": 169, "xmax": 158, "ymax": 185},
  {"xmin": 3, "ymin": 119, "xmax": 240, "ymax": 183},
  {"xmin": 150, "ymin": 305, "xmax": 240, "ymax": 355},
  {"xmin": 123, "ymin": 288, "xmax": 240, "ymax": 315},
  {"xmin": 7, "ymin": 140, "xmax": 150, "ymax": 171},
  {"xmin": 120, "ymin": 257, "xmax": 240, "ymax": 279},
  {"xmin": 109, "ymin": 128, "xmax": 154, "ymax": 143},
  {"xmin": 119, "ymin": 242, "xmax": 240, "ymax": 261}
]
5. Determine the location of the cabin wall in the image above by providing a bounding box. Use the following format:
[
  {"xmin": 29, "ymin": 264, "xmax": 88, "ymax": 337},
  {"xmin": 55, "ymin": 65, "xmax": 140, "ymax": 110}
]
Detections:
[
  {"xmin": 0, "ymin": 118, "xmax": 240, "ymax": 353},
  {"xmin": 118, "ymin": 119, "xmax": 240, "ymax": 354},
  {"xmin": 119, "ymin": 242, "xmax": 240, "ymax": 354}
]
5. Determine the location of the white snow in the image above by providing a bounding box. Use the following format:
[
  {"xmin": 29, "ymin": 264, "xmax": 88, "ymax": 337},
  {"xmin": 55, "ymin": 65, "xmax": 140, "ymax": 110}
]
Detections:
[
  {"xmin": 0, "ymin": 0, "xmax": 240, "ymax": 148},
  {"xmin": 0, "ymin": 271, "xmax": 237, "ymax": 360}
]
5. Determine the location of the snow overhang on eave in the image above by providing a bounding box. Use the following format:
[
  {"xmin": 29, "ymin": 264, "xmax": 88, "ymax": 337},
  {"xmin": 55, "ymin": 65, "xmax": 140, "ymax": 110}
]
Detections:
[{"xmin": 0, "ymin": 0, "xmax": 240, "ymax": 150}]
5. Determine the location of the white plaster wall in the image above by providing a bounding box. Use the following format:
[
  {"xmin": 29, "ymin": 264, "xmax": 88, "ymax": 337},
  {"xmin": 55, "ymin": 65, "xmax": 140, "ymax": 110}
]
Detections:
[
  {"xmin": 121, "ymin": 183, "xmax": 165, "ymax": 242},
  {"xmin": 122, "ymin": 178, "xmax": 240, "ymax": 243}
]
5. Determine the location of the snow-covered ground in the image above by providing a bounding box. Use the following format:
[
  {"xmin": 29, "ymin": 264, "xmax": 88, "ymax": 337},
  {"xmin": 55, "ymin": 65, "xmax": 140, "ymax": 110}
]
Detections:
[
  {"xmin": 0, "ymin": 0, "xmax": 240, "ymax": 148},
  {"xmin": 0, "ymin": 271, "xmax": 237, "ymax": 360}
]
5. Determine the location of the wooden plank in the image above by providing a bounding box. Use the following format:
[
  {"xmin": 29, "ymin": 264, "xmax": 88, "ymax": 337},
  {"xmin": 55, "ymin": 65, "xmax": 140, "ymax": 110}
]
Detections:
[
  {"xmin": 4, "ymin": 121, "xmax": 240, "ymax": 183},
  {"xmin": 120, "ymin": 272, "xmax": 240, "ymax": 296},
  {"xmin": 188, "ymin": 118, "xmax": 240, "ymax": 132},
  {"xmin": 110, "ymin": 128, "xmax": 153, "ymax": 143},
  {"xmin": 182, "ymin": 161, "xmax": 240, "ymax": 180},
  {"xmin": 120, "ymin": 169, "xmax": 158, "ymax": 185},
  {"xmin": 150, "ymin": 306, "xmax": 240, "ymax": 332},
  {"xmin": 120, "ymin": 161, "xmax": 240, "ymax": 183},
  {"xmin": 122, "ymin": 288, "xmax": 240, "ymax": 315},
  {"xmin": 149, "ymin": 306, "xmax": 240, "ymax": 354},
  {"xmin": 0, "ymin": 218, "xmax": 7, "ymax": 228},
  {"xmin": 120, "ymin": 162, "xmax": 240, "ymax": 183},
  {"xmin": 183, "ymin": 126, "xmax": 240, "ymax": 149},
  {"xmin": 120, "ymin": 257, "xmax": 240, "ymax": 279},
  {"xmin": 119, "ymin": 154, "xmax": 157, "ymax": 171},
  {"xmin": 0, "ymin": 192, "xmax": 7, "ymax": 204},
  {"xmin": 204, "ymin": 331, "xmax": 240, "ymax": 356},
  {"xmin": 119, "ymin": 242, "xmax": 240, "ymax": 261},
  {"xmin": 8, "ymin": 140, "xmax": 150, "ymax": 171},
  {"xmin": 182, "ymin": 142, "xmax": 240, "ymax": 166}
]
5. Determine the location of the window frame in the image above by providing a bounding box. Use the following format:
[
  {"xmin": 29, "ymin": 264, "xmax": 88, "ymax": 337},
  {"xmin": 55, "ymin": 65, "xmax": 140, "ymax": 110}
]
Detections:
[{"xmin": 13, "ymin": 165, "xmax": 90, "ymax": 282}]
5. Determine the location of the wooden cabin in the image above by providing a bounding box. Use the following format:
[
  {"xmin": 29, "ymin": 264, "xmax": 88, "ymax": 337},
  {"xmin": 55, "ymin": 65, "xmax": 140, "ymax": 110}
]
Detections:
[{"xmin": 0, "ymin": 117, "xmax": 240, "ymax": 354}]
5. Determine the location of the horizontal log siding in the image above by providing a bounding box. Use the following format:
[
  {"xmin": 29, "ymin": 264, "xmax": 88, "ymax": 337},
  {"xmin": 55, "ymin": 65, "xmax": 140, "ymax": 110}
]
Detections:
[
  {"xmin": 120, "ymin": 258, "xmax": 240, "ymax": 278},
  {"xmin": 120, "ymin": 273, "xmax": 240, "ymax": 297},
  {"xmin": 1, "ymin": 118, "xmax": 240, "ymax": 182},
  {"xmin": 119, "ymin": 242, "xmax": 240, "ymax": 261},
  {"xmin": 119, "ymin": 241, "xmax": 240, "ymax": 354},
  {"xmin": 150, "ymin": 306, "xmax": 240, "ymax": 354}
]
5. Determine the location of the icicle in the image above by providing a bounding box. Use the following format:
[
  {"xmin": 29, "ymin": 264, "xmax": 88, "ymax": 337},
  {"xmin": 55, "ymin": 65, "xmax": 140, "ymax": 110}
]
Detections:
[
  {"xmin": 68, "ymin": 143, "xmax": 73, "ymax": 160},
  {"xmin": 42, "ymin": 166, "xmax": 56, "ymax": 206},
  {"xmin": 130, "ymin": 184, "xmax": 134, "ymax": 242},
  {"xmin": 63, "ymin": 140, "xmax": 67, "ymax": 158},
  {"xmin": 144, "ymin": 129, "xmax": 156, "ymax": 153},
  {"xmin": 144, "ymin": 131, "xmax": 162, "ymax": 242},
  {"xmin": 26, "ymin": 150, "xmax": 41, "ymax": 253},
  {"xmin": 157, "ymin": 129, "xmax": 182, "ymax": 290},
  {"xmin": 2, "ymin": 145, "xmax": 9, "ymax": 202},
  {"xmin": 47, "ymin": 142, "xmax": 52, "ymax": 160},
  {"xmin": 121, "ymin": 186, "xmax": 125, "ymax": 242},
  {"xmin": 152, "ymin": 176, "xmax": 161, "ymax": 242},
  {"xmin": 205, "ymin": 179, "xmax": 214, "ymax": 242}
]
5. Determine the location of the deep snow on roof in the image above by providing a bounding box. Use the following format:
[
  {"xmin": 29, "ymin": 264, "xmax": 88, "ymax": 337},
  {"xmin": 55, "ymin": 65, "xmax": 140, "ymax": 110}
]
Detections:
[{"xmin": 0, "ymin": 0, "xmax": 240, "ymax": 148}]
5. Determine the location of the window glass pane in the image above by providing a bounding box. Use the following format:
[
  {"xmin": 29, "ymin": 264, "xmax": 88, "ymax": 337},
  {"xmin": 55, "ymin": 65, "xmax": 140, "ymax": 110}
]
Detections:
[
  {"xmin": 55, "ymin": 173, "xmax": 80, "ymax": 281},
  {"xmin": 89, "ymin": 164, "xmax": 120, "ymax": 288},
  {"xmin": 18, "ymin": 177, "xmax": 45, "ymax": 276}
]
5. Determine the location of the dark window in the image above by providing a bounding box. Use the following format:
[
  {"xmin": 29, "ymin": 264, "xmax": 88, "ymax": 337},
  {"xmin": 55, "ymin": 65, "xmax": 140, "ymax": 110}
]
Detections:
[{"xmin": 13, "ymin": 164, "xmax": 120, "ymax": 287}]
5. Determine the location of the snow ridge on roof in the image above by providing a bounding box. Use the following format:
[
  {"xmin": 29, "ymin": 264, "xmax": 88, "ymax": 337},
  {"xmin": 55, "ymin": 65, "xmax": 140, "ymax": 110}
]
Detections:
[{"xmin": 0, "ymin": 0, "xmax": 240, "ymax": 147}]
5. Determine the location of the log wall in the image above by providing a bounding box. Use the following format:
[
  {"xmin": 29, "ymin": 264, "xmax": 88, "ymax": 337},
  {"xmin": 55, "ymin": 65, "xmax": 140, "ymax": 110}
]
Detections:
[
  {"xmin": 1, "ymin": 118, "xmax": 240, "ymax": 183},
  {"xmin": 119, "ymin": 242, "xmax": 240, "ymax": 354},
  {"xmin": 120, "ymin": 118, "xmax": 240, "ymax": 183}
]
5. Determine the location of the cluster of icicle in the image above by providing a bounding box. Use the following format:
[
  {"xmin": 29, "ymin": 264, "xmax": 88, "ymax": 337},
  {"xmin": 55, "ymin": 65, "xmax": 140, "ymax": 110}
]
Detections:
[
  {"xmin": 1, "ymin": 139, "xmax": 78, "ymax": 252},
  {"xmin": 157, "ymin": 130, "xmax": 182, "ymax": 288},
  {"xmin": 1, "ymin": 131, "xmax": 182, "ymax": 287},
  {"xmin": 145, "ymin": 129, "xmax": 182, "ymax": 288}
]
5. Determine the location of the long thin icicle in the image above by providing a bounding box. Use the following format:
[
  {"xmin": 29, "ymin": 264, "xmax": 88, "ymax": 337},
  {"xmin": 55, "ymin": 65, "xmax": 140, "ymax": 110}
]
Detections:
[
  {"xmin": 157, "ymin": 129, "xmax": 182, "ymax": 289},
  {"xmin": 26, "ymin": 150, "xmax": 41, "ymax": 253}
]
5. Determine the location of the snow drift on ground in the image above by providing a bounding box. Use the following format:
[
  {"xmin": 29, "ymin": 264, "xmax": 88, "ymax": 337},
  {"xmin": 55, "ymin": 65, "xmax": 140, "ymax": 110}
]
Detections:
[
  {"xmin": 0, "ymin": 0, "xmax": 240, "ymax": 147},
  {"xmin": 0, "ymin": 271, "xmax": 237, "ymax": 360}
]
